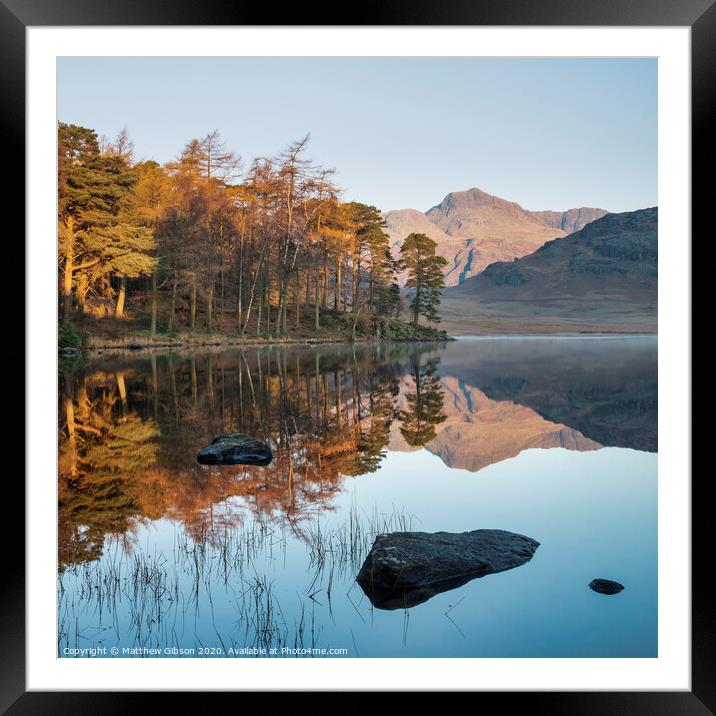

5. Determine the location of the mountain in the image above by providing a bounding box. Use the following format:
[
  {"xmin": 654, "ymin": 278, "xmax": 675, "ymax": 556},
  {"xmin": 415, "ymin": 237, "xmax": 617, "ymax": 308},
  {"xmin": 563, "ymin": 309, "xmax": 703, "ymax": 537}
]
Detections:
[
  {"xmin": 439, "ymin": 207, "xmax": 658, "ymax": 335},
  {"xmin": 384, "ymin": 187, "xmax": 607, "ymax": 286}
]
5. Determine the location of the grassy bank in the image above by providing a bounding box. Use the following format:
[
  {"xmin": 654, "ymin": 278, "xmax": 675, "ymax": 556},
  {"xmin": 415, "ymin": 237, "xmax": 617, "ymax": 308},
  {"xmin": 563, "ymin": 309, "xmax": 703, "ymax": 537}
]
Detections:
[
  {"xmin": 439, "ymin": 303, "xmax": 657, "ymax": 337},
  {"xmin": 59, "ymin": 311, "xmax": 453, "ymax": 353}
]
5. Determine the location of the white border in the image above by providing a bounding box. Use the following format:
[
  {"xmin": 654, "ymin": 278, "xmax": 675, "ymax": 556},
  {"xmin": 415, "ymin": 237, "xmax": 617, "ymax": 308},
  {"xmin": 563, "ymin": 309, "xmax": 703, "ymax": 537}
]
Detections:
[{"xmin": 27, "ymin": 27, "xmax": 691, "ymax": 691}]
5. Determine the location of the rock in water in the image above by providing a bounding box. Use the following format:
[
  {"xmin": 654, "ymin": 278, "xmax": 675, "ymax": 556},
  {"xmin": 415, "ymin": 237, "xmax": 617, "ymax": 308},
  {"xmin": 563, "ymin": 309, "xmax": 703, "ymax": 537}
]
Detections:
[
  {"xmin": 356, "ymin": 529, "xmax": 539, "ymax": 610},
  {"xmin": 196, "ymin": 433, "xmax": 272, "ymax": 466},
  {"xmin": 589, "ymin": 578, "xmax": 624, "ymax": 595}
]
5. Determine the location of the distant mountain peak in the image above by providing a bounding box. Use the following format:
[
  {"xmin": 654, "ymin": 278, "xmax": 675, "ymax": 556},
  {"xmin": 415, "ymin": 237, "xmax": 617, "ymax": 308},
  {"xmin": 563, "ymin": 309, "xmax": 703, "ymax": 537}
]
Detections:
[
  {"xmin": 384, "ymin": 187, "xmax": 608, "ymax": 286},
  {"xmin": 430, "ymin": 187, "xmax": 522, "ymax": 215}
]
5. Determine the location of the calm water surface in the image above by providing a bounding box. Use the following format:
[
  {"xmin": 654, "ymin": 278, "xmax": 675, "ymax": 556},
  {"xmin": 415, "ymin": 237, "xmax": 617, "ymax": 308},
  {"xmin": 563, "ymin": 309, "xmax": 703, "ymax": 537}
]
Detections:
[{"xmin": 58, "ymin": 336, "xmax": 657, "ymax": 657}]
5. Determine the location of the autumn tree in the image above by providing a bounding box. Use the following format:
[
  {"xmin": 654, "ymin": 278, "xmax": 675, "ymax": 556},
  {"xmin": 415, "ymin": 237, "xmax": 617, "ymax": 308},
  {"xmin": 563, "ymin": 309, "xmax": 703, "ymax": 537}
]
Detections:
[
  {"xmin": 132, "ymin": 160, "xmax": 171, "ymax": 335},
  {"xmin": 59, "ymin": 123, "xmax": 448, "ymax": 341}
]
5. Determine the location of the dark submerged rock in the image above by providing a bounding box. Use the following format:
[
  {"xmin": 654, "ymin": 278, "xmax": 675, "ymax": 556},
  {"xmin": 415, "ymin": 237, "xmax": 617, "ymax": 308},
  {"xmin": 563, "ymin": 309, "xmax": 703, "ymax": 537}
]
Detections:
[
  {"xmin": 196, "ymin": 433, "xmax": 273, "ymax": 466},
  {"xmin": 356, "ymin": 529, "xmax": 539, "ymax": 610},
  {"xmin": 589, "ymin": 578, "xmax": 624, "ymax": 595}
]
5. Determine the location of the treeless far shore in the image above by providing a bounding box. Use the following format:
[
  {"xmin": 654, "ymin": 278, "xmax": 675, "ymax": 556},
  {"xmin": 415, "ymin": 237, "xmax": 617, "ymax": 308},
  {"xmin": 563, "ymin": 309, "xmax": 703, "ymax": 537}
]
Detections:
[{"xmin": 438, "ymin": 310, "xmax": 657, "ymax": 336}]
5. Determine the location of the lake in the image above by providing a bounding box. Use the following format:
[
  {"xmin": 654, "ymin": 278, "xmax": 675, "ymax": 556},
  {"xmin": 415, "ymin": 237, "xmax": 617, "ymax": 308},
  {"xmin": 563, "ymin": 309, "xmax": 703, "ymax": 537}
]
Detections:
[{"xmin": 58, "ymin": 336, "xmax": 657, "ymax": 658}]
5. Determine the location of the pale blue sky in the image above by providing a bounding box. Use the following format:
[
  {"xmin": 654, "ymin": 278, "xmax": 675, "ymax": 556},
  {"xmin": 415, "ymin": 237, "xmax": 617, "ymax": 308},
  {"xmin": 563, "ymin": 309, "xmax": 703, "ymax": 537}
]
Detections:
[{"xmin": 57, "ymin": 57, "xmax": 657, "ymax": 213}]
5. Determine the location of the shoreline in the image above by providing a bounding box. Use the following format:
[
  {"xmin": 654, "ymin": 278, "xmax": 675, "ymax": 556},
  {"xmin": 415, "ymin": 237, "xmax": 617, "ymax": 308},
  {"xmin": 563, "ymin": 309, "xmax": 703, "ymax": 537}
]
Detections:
[
  {"xmin": 453, "ymin": 333, "xmax": 658, "ymax": 340},
  {"xmin": 59, "ymin": 334, "xmax": 453, "ymax": 357},
  {"xmin": 58, "ymin": 330, "xmax": 657, "ymax": 357}
]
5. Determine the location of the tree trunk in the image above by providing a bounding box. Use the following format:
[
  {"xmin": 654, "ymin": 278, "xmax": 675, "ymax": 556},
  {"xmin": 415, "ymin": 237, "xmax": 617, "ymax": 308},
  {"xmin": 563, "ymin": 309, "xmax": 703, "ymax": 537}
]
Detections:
[
  {"xmin": 266, "ymin": 274, "xmax": 272, "ymax": 335},
  {"xmin": 413, "ymin": 281, "xmax": 420, "ymax": 325},
  {"xmin": 256, "ymin": 279, "xmax": 263, "ymax": 336},
  {"xmin": 282, "ymin": 287, "xmax": 288, "ymax": 336},
  {"xmin": 219, "ymin": 264, "xmax": 225, "ymax": 331},
  {"xmin": 62, "ymin": 221, "xmax": 74, "ymax": 321},
  {"xmin": 236, "ymin": 264, "xmax": 243, "ymax": 334},
  {"xmin": 241, "ymin": 247, "xmax": 266, "ymax": 336},
  {"xmin": 76, "ymin": 274, "xmax": 88, "ymax": 314},
  {"xmin": 277, "ymin": 276, "xmax": 287, "ymax": 337},
  {"xmin": 206, "ymin": 276, "xmax": 214, "ymax": 331},
  {"xmin": 353, "ymin": 254, "xmax": 361, "ymax": 309},
  {"xmin": 190, "ymin": 277, "xmax": 197, "ymax": 331},
  {"xmin": 63, "ymin": 247, "xmax": 73, "ymax": 321},
  {"xmin": 168, "ymin": 273, "xmax": 178, "ymax": 333},
  {"xmin": 295, "ymin": 271, "xmax": 300, "ymax": 330},
  {"xmin": 115, "ymin": 276, "xmax": 127, "ymax": 318},
  {"xmin": 321, "ymin": 255, "xmax": 328, "ymax": 307},
  {"xmin": 150, "ymin": 270, "xmax": 158, "ymax": 338},
  {"xmin": 334, "ymin": 259, "xmax": 341, "ymax": 311},
  {"xmin": 344, "ymin": 258, "xmax": 349, "ymax": 311},
  {"xmin": 314, "ymin": 270, "xmax": 320, "ymax": 331},
  {"xmin": 352, "ymin": 303, "xmax": 363, "ymax": 342}
]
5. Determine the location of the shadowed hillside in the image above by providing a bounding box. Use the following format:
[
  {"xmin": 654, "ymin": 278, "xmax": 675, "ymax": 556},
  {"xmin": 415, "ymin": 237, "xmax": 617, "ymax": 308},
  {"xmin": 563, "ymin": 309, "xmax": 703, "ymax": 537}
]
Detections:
[{"xmin": 440, "ymin": 207, "xmax": 657, "ymax": 334}]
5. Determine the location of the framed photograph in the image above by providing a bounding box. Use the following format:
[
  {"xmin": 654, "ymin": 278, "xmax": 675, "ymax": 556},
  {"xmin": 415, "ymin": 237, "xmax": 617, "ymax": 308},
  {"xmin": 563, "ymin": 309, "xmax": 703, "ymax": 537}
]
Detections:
[{"xmin": 9, "ymin": 0, "xmax": 704, "ymax": 709}]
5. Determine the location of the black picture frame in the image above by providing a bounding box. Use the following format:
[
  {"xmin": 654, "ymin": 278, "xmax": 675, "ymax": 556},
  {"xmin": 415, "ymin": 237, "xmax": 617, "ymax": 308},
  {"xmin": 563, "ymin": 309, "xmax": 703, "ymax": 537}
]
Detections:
[{"xmin": 6, "ymin": 1, "xmax": 703, "ymax": 711}]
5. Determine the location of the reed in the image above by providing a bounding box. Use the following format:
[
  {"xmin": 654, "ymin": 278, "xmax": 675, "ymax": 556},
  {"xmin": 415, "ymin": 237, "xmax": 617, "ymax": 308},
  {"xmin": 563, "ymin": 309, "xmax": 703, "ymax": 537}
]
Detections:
[{"xmin": 58, "ymin": 504, "xmax": 416, "ymax": 657}]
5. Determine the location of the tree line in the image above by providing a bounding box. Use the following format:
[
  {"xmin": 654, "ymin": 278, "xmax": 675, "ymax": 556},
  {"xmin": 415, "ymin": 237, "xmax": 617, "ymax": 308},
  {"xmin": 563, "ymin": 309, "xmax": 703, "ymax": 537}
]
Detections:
[{"xmin": 58, "ymin": 124, "xmax": 447, "ymax": 340}]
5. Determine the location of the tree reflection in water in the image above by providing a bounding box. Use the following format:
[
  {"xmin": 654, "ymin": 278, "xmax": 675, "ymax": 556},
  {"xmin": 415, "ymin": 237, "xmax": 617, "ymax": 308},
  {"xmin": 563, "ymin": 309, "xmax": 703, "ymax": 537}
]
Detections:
[
  {"xmin": 58, "ymin": 343, "xmax": 446, "ymax": 568},
  {"xmin": 399, "ymin": 357, "xmax": 447, "ymax": 447}
]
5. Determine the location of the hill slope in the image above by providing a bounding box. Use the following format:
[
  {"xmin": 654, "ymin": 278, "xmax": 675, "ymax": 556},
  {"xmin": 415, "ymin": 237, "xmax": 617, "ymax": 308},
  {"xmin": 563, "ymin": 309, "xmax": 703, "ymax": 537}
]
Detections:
[
  {"xmin": 385, "ymin": 187, "xmax": 607, "ymax": 286},
  {"xmin": 439, "ymin": 207, "xmax": 658, "ymax": 334}
]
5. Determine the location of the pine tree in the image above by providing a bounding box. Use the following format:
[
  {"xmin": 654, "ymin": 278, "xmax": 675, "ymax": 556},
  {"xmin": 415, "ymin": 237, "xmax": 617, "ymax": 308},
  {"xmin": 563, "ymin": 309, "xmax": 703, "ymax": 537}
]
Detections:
[
  {"xmin": 58, "ymin": 123, "xmax": 156, "ymax": 319},
  {"xmin": 343, "ymin": 202, "xmax": 395, "ymax": 314},
  {"xmin": 58, "ymin": 123, "xmax": 102, "ymax": 319},
  {"xmin": 399, "ymin": 232, "xmax": 448, "ymax": 325}
]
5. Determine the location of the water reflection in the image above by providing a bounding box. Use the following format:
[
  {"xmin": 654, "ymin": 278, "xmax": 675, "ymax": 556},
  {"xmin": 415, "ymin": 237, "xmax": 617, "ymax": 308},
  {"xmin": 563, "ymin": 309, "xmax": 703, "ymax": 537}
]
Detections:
[
  {"xmin": 399, "ymin": 357, "xmax": 447, "ymax": 447},
  {"xmin": 59, "ymin": 344, "xmax": 439, "ymax": 567},
  {"xmin": 440, "ymin": 337, "xmax": 657, "ymax": 452},
  {"xmin": 58, "ymin": 338, "xmax": 656, "ymax": 569}
]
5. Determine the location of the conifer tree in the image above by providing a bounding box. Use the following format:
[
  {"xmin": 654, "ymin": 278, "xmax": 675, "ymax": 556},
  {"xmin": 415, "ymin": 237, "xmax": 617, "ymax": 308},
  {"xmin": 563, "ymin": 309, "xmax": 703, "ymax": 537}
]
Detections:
[
  {"xmin": 399, "ymin": 232, "xmax": 448, "ymax": 325},
  {"xmin": 58, "ymin": 123, "xmax": 156, "ymax": 319}
]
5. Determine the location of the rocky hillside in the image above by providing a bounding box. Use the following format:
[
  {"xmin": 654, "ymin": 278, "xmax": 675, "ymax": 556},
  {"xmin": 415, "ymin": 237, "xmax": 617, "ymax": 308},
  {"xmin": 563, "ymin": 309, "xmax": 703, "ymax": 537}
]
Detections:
[
  {"xmin": 385, "ymin": 187, "xmax": 607, "ymax": 286},
  {"xmin": 439, "ymin": 207, "xmax": 658, "ymax": 335}
]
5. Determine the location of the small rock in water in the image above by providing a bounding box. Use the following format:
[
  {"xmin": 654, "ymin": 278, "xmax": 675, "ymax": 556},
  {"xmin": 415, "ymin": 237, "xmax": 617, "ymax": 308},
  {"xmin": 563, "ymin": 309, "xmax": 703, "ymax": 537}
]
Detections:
[
  {"xmin": 356, "ymin": 529, "xmax": 539, "ymax": 610},
  {"xmin": 196, "ymin": 433, "xmax": 273, "ymax": 466},
  {"xmin": 589, "ymin": 578, "xmax": 624, "ymax": 595}
]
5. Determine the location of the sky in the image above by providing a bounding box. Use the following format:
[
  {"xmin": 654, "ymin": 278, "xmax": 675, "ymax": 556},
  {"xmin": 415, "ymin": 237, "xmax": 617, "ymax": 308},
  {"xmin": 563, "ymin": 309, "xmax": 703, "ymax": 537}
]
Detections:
[{"xmin": 57, "ymin": 57, "xmax": 657, "ymax": 214}]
